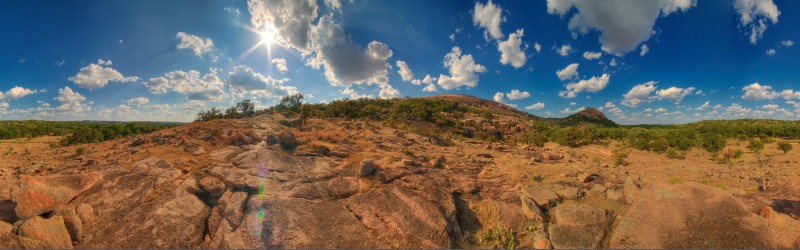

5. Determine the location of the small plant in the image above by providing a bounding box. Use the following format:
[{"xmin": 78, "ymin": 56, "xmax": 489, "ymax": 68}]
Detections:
[
  {"xmin": 23, "ymin": 148, "xmax": 30, "ymax": 156},
  {"xmin": 530, "ymin": 174, "xmax": 545, "ymax": 183},
  {"xmin": 75, "ymin": 146, "xmax": 86, "ymax": 156},
  {"xmin": 666, "ymin": 148, "xmax": 686, "ymax": 159},
  {"xmin": 612, "ymin": 147, "xmax": 629, "ymax": 167},
  {"xmin": 777, "ymin": 141, "xmax": 792, "ymax": 154},
  {"xmin": 483, "ymin": 226, "xmax": 516, "ymax": 249},
  {"xmin": 667, "ymin": 176, "xmax": 686, "ymax": 184}
]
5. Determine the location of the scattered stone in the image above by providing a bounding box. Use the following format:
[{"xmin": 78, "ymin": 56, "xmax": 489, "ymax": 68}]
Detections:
[
  {"xmin": 14, "ymin": 216, "xmax": 73, "ymax": 248},
  {"xmin": 265, "ymin": 134, "xmax": 278, "ymax": 145},
  {"xmin": 401, "ymin": 158, "xmax": 415, "ymax": 167},
  {"xmin": 623, "ymin": 177, "xmax": 639, "ymax": 204},
  {"xmin": 360, "ymin": 160, "xmax": 375, "ymax": 177},
  {"xmin": 577, "ymin": 173, "xmax": 595, "ymax": 183},
  {"xmin": 592, "ymin": 184, "xmax": 607, "ymax": 193},
  {"xmin": 277, "ymin": 131, "xmax": 297, "ymax": 149},
  {"xmin": 521, "ymin": 186, "xmax": 560, "ymax": 209},
  {"xmin": 606, "ymin": 189, "xmax": 623, "ymax": 201},
  {"xmin": 549, "ymin": 203, "xmax": 610, "ymax": 249},
  {"xmin": 199, "ymin": 176, "xmax": 226, "ymax": 198},
  {"xmin": 53, "ymin": 206, "xmax": 82, "ymax": 243},
  {"xmin": 520, "ymin": 195, "xmax": 547, "ymax": 222},
  {"xmin": 476, "ymin": 153, "xmax": 493, "ymax": 158},
  {"xmin": 557, "ymin": 186, "xmax": 582, "ymax": 200},
  {"xmin": 429, "ymin": 156, "xmax": 446, "ymax": 168},
  {"xmin": 753, "ymin": 206, "xmax": 774, "ymax": 219},
  {"xmin": 74, "ymin": 203, "xmax": 94, "ymax": 224}
]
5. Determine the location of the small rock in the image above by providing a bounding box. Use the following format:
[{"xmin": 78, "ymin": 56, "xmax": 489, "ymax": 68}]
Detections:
[
  {"xmin": 521, "ymin": 186, "xmax": 560, "ymax": 209},
  {"xmin": 753, "ymin": 206, "xmax": 774, "ymax": 219},
  {"xmin": 14, "ymin": 216, "xmax": 73, "ymax": 248},
  {"xmin": 265, "ymin": 134, "xmax": 278, "ymax": 145},
  {"xmin": 577, "ymin": 173, "xmax": 594, "ymax": 183},
  {"xmin": 476, "ymin": 153, "xmax": 493, "ymax": 158},
  {"xmin": 277, "ymin": 131, "xmax": 297, "ymax": 149},
  {"xmin": 606, "ymin": 189, "xmax": 623, "ymax": 201},
  {"xmin": 592, "ymin": 184, "xmax": 607, "ymax": 193},
  {"xmin": 430, "ymin": 156, "xmax": 446, "ymax": 168},
  {"xmin": 520, "ymin": 195, "xmax": 547, "ymax": 222},
  {"xmin": 557, "ymin": 186, "xmax": 583, "ymax": 200},
  {"xmin": 623, "ymin": 177, "xmax": 639, "ymax": 204},
  {"xmin": 401, "ymin": 158, "xmax": 415, "ymax": 167},
  {"xmin": 199, "ymin": 176, "xmax": 226, "ymax": 198},
  {"xmin": 360, "ymin": 160, "xmax": 375, "ymax": 177},
  {"xmin": 53, "ymin": 206, "xmax": 82, "ymax": 243},
  {"xmin": 75, "ymin": 203, "xmax": 94, "ymax": 223},
  {"xmin": 533, "ymin": 238, "xmax": 552, "ymax": 249}
]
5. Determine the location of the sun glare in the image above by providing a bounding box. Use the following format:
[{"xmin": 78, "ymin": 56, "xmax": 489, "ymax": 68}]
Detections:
[{"xmin": 260, "ymin": 26, "xmax": 277, "ymax": 45}]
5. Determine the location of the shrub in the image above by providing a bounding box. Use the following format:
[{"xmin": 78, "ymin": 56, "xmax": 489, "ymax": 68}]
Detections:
[
  {"xmin": 75, "ymin": 147, "xmax": 86, "ymax": 156},
  {"xmin": 700, "ymin": 132, "xmax": 726, "ymax": 155},
  {"xmin": 612, "ymin": 147, "xmax": 629, "ymax": 167},
  {"xmin": 275, "ymin": 93, "xmax": 304, "ymax": 115},
  {"xmin": 777, "ymin": 141, "xmax": 792, "ymax": 154},
  {"xmin": 747, "ymin": 138, "xmax": 765, "ymax": 153},
  {"xmin": 666, "ymin": 148, "xmax": 686, "ymax": 159}
]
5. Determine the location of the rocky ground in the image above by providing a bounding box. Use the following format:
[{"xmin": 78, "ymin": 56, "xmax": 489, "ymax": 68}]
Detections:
[{"xmin": 1, "ymin": 113, "xmax": 799, "ymax": 248}]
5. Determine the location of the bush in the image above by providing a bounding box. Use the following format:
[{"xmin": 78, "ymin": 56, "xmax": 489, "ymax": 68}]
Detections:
[
  {"xmin": 747, "ymin": 138, "xmax": 765, "ymax": 153},
  {"xmin": 275, "ymin": 93, "xmax": 304, "ymax": 115},
  {"xmin": 700, "ymin": 132, "xmax": 726, "ymax": 155},
  {"xmin": 75, "ymin": 147, "xmax": 86, "ymax": 156},
  {"xmin": 666, "ymin": 148, "xmax": 686, "ymax": 159},
  {"xmin": 777, "ymin": 141, "xmax": 792, "ymax": 154},
  {"xmin": 613, "ymin": 147, "xmax": 629, "ymax": 167}
]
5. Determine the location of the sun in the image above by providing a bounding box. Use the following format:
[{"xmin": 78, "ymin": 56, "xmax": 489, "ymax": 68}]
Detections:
[{"xmin": 260, "ymin": 26, "xmax": 277, "ymax": 45}]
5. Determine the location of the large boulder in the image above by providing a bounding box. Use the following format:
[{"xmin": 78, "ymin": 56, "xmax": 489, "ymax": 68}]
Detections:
[
  {"xmin": 277, "ymin": 131, "xmax": 297, "ymax": 149},
  {"xmin": 609, "ymin": 182, "xmax": 785, "ymax": 248},
  {"xmin": 11, "ymin": 172, "xmax": 102, "ymax": 219},
  {"xmin": 14, "ymin": 216, "xmax": 73, "ymax": 248},
  {"xmin": 548, "ymin": 203, "xmax": 611, "ymax": 249},
  {"xmin": 53, "ymin": 206, "xmax": 83, "ymax": 243}
]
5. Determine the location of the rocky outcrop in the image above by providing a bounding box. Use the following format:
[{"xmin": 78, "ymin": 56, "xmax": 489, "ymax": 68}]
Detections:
[
  {"xmin": 548, "ymin": 203, "xmax": 612, "ymax": 249},
  {"xmin": 610, "ymin": 182, "xmax": 783, "ymax": 248},
  {"xmin": 11, "ymin": 172, "xmax": 101, "ymax": 219},
  {"xmin": 13, "ymin": 216, "xmax": 73, "ymax": 248}
]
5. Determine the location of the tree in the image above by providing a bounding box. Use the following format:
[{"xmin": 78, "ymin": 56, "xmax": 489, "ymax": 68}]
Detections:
[
  {"xmin": 700, "ymin": 132, "xmax": 725, "ymax": 155},
  {"xmin": 777, "ymin": 141, "xmax": 793, "ymax": 154},
  {"xmin": 236, "ymin": 99, "xmax": 256, "ymax": 117},
  {"xmin": 275, "ymin": 93, "xmax": 304, "ymax": 114}
]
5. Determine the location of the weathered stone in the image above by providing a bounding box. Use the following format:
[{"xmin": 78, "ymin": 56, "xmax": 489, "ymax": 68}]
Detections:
[
  {"xmin": 606, "ymin": 189, "xmax": 623, "ymax": 201},
  {"xmin": 199, "ymin": 176, "xmax": 226, "ymax": 198},
  {"xmin": 521, "ymin": 186, "xmax": 560, "ymax": 209},
  {"xmin": 549, "ymin": 203, "xmax": 610, "ymax": 249},
  {"xmin": 520, "ymin": 195, "xmax": 547, "ymax": 222},
  {"xmin": 609, "ymin": 182, "xmax": 782, "ymax": 248},
  {"xmin": 277, "ymin": 131, "xmax": 297, "ymax": 149},
  {"xmin": 265, "ymin": 134, "xmax": 277, "ymax": 145},
  {"xmin": 0, "ymin": 220, "xmax": 12, "ymax": 234},
  {"xmin": 15, "ymin": 216, "xmax": 73, "ymax": 248},
  {"xmin": 577, "ymin": 173, "xmax": 594, "ymax": 183},
  {"xmin": 359, "ymin": 160, "xmax": 375, "ymax": 177},
  {"xmin": 556, "ymin": 186, "xmax": 582, "ymax": 200},
  {"xmin": 623, "ymin": 177, "xmax": 639, "ymax": 204},
  {"xmin": 11, "ymin": 172, "xmax": 102, "ymax": 219},
  {"xmin": 75, "ymin": 203, "xmax": 94, "ymax": 224},
  {"xmin": 53, "ymin": 206, "xmax": 83, "ymax": 243}
]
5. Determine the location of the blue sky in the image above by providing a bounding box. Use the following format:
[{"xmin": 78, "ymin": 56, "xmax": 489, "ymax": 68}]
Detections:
[{"xmin": 1, "ymin": 0, "xmax": 798, "ymax": 124}]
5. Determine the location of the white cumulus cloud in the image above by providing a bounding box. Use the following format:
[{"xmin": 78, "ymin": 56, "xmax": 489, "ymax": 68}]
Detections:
[
  {"xmin": 733, "ymin": 0, "xmax": 780, "ymax": 45},
  {"xmin": 176, "ymin": 32, "xmax": 215, "ymax": 57},
  {"xmin": 546, "ymin": 0, "xmax": 696, "ymax": 56},
  {"xmin": 526, "ymin": 102, "xmax": 545, "ymax": 110},
  {"xmin": 621, "ymin": 81, "xmax": 656, "ymax": 107},
  {"xmin": 559, "ymin": 74, "xmax": 610, "ymax": 99},
  {"xmin": 506, "ymin": 89, "xmax": 530, "ymax": 100},
  {"xmin": 68, "ymin": 62, "xmax": 139, "ymax": 89},
  {"xmin": 556, "ymin": 63, "xmax": 579, "ymax": 81},
  {"xmin": 497, "ymin": 29, "xmax": 528, "ymax": 68},
  {"xmin": 582, "ymin": 51, "xmax": 602, "ymax": 60},
  {"xmin": 472, "ymin": 0, "xmax": 505, "ymax": 41},
  {"xmin": 437, "ymin": 46, "xmax": 487, "ymax": 90}
]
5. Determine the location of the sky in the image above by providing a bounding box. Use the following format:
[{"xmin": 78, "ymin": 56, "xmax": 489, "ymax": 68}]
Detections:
[{"xmin": 1, "ymin": 0, "xmax": 799, "ymax": 124}]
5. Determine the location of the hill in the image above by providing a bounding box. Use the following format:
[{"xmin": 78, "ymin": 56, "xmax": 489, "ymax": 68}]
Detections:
[{"xmin": 0, "ymin": 94, "xmax": 799, "ymax": 249}]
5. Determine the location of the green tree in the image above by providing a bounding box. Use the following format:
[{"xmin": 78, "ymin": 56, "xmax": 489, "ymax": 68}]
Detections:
[
  {"xmin": 275, "ymin": 93, "xmax": 304, "ymax": 114},
  {"xmin": 777, "ymin": 141, "xmax": 792, "ymax": 154},
  {"xmin": 700, "ymin": 132, "xmax": 726, "ymax": 155},
  {"xmin": 747, "ymin": 138, "xmax": 765, "ymax": 153},
  {"xmin": 236, "ymin": 99, "xmax": 256, "ymax": 117}
]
